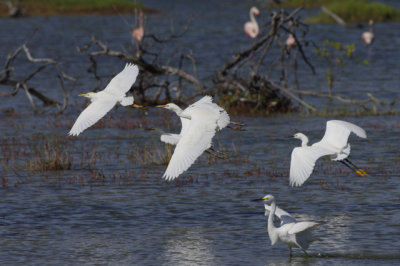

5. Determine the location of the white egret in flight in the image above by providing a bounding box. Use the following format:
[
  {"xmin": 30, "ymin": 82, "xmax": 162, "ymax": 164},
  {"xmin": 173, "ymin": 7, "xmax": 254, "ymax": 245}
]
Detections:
[
  {"xmin": 290, "ymin": 120, "xmax": 367, "ymax": 187},
  {"xmin": 156, "ymin": 96, "xmax": 230, "ymax": 181},
  {"xmin": 69, "ymin": 63, "xmax": 142, "ymax": 136},
  {"xmin": 253, "ymin": 194, "xmax": 319, "ymax": 257}
]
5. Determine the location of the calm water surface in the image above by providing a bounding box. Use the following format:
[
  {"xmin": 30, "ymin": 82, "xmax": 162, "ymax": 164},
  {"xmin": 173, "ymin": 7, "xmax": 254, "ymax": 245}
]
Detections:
[{"xmin": 1, "ymin": 1, "xmax": 400, "ymax": 265}]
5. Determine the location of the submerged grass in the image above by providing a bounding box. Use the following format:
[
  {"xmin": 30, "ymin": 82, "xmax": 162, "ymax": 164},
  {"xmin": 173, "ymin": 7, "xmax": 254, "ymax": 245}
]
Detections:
[{"xmin": 26, "ymin": 136, "xmax": 72, "ymax": 172}]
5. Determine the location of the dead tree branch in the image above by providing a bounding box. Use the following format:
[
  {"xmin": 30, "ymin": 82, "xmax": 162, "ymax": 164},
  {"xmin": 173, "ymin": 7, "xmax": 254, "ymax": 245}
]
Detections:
[
  {"xmin": 77, "ymin": 25, "xmax": 204, "ymax": 105},
  {"xmin": 0, "ymin": 43, "xmax": 76, "ymax": 113}
]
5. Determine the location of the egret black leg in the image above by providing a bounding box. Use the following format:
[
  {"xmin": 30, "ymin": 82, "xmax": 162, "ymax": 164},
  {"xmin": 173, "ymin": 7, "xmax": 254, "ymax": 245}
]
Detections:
[
  {"xmin": 344, "ymin": 159, "xmax": 368, "ymax": 176},
  {"xmin": 339, "ymin": 160, "xmax": 357, "ymax": 171},
  {"xmin": 205, "ymin": 147, "xmax": 227, "ymax": 159},
  {"xmin": 228, "ymin": 121, "xmax": 245, "ymax": 131},
  {"xmin": 339, "ymin": 160, "xmax": 367, "ymax": 177}
]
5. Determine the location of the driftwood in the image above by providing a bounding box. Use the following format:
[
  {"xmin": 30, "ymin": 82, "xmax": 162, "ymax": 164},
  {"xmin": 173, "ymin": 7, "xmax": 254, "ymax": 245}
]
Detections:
[{"xmin": 0, "ymin": 43, "xmax": 75, "ymax": 113}]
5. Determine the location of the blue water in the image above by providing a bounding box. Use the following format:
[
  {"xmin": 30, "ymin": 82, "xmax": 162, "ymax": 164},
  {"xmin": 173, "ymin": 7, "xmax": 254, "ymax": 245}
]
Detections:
[{"xmin": 0, "ymin": 1, "xmax": 400, "ymax": 265}]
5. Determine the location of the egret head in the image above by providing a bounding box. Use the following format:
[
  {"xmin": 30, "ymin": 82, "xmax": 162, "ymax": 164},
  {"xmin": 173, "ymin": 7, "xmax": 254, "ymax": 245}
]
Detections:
[
  {"xmin": 293, "ymin": 133, "xmax": 306, "ymax": 140},
  {"xmin": 293, "ymin": 133, "xmax": 309, "ymax": 147},
  {"xmin": 156, "ymin": 103, "xmax": 181, "ymax": 112},
  {"xmin": 78, "ymin": 92, "xmax": 96, "ymax": 99},
  {"xmin": 252, "ymin": 194, "xmax": 275, "ymax": 203},
  {"xmin": 261, "ymin": 194, "xmax": 275, "ymax": 204}
]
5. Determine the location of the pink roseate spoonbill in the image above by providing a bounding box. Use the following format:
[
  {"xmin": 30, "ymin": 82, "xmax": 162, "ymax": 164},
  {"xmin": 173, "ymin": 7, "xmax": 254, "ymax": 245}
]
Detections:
[
  {"xmin": 132, "ymin": 10, "xmax": 144, "ymax": 42},
  {"xmin": 361, "ymin": 20, "xmax": 374, "ymax": 60},
  {"xmin": 244, "ymin": 7, "xmax": 260, "ymax": 38}
]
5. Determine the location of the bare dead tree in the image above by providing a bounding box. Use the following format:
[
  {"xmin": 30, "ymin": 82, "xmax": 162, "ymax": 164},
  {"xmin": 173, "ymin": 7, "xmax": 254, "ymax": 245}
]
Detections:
[
  {"xmin": 76, "ymin": 8, "xmax": 394, "ymax": 114},
  {"xmin": 211, "ymin": 7, "xmax": 396, "ymax": 114},
  {"xmin": 212, "ymin": 7, "xmax": 318, "ymax": 113},
  {"xmin": 0, "ymin": 43, "xmax": 76, "ymax": 113},
  {"xmin": 77, "ymin": 16, "xmax": 204, "ymax": 107}
]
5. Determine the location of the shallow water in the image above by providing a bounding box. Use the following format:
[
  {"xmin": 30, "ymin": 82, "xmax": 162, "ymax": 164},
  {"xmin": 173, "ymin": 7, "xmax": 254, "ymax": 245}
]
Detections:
[{"xmin": 1, "ymin": 1, "xmax": 400, "ymax": 265}]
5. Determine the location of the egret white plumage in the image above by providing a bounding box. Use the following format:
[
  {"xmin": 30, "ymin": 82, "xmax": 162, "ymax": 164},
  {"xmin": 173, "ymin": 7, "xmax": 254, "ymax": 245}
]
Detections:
[
  {"xmin": 156, "ymin": 96, "xmax": 230, "ymax": 181},
  {"xmin": 253, "ymin": 194, "xmax": 319, "ymax": 256},
  {"xmin": 69, "ymin": 63, "xmax": 142, "ymax": 136},
  {"xmin": 290, "ymin": 120, "xmax": 367, "ymax": 187}
]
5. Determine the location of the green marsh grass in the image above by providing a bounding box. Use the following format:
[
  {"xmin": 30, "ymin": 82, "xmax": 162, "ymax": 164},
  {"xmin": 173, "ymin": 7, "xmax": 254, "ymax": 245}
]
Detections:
[
  {"xmin": 1, "ymin": 0, "xmax": 146, "ymax": 17},
  {"xmin": 308, "ymin": 0, "xmax": 400, "ymax": 23},
  {"xmin": 264, "ymin": 0, "xmax": 400, "ymax": 23}
]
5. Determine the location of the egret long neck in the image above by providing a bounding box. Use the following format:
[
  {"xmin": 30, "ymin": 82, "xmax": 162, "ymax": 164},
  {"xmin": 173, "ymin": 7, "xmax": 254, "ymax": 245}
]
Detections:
[
  {"xmin": 174, "ymin": 106, "xmax": 191, "ymax": 120},
  {"xmin": 268, "ymin": 201, "xmax": 276, "ymax": 231},
  {"xmin": 300, "ymin": 135, "xmax": 309, "ymax": 147}
]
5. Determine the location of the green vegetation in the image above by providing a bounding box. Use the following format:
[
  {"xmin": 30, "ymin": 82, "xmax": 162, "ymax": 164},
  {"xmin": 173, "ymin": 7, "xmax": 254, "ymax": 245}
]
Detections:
[
  {"xmin": 28, "ymin": 0, "xmax": 143, "ymax": 10},
  {"xmin": 314, "ymin": 40, "xmax": 371, "ymax": 106},
  {"xmin": 264, "ymin": 0, "xmax": 400, "ymax": 23},
  {"xmin": 308, "ymin": 0, "xmax": 400, "ymax": 23},
  {"xmin": 267, "ymin": 0, "xmax": 347, "ymax": 8},
  {"xmin": 0, "ymin": 0, "xmax": 148, "ymax": 17}
]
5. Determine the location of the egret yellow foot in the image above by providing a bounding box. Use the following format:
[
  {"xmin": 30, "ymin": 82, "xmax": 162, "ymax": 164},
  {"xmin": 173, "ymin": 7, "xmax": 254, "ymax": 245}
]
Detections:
[{"xmin": 356, "ymin": 169, "xmax": 367, "ymax": 177}]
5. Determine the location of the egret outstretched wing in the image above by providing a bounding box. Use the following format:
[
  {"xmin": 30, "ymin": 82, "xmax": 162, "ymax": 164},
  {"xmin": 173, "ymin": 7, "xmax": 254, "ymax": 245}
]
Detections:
[
  {"xmin": 191, "ymin": 95, "xmax": 213, "ymax": 106},
  {"xmin": 288, "ymin": 221, "xmax": 319, "ymax": 235},
  {"xmin": 317, "ymin": 120, "xmax": 366, "ymax": 149},
  {"xmin": 163, "ymin": 121, "xmax": 216, "ymax": 180},
  {"xmin": 163, "ymin": 106, "xmax": 219, "ymax": 180},
  {"xmin": 69, "ymin": 99, "xmax": 116, "ymax": 136},
  {"xmin": 290, "ymin": 146, "xmax": 333, "ymax": 187},
  {"xmin": 104, "ymin": 63, "xmax": 139, "ymax": 97},
  {"xmin": 264, "ymin": 204, "xmax": 296, "ymax": 225},
  {"xmin": 192, "ymin": 96, "xmax": 230, "ymax": 130},
  {"xmin": 160, "ymin": 133, "xmax": 181, "ymax": 145}
]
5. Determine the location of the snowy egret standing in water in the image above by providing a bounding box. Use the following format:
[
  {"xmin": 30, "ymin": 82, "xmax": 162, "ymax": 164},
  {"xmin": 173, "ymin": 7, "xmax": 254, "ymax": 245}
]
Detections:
[
  {"xmin": 156, "ymin": 96, "xmax": 230, "ymax": 180},
  {"xmin": 253, "ymin": 194, "xmax": 319, "ymax": 257},
  {"xmin": 69, "ymin": 63, "xmax": 142, "ymax": 136},
  {"xmin": 290, "ymin": 120, "xmax": 367, "ymax": 187}
]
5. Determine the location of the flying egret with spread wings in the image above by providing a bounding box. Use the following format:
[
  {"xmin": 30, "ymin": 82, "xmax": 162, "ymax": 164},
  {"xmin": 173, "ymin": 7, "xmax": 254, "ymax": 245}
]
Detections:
[
  {"xmin": 290, "ymin": 120, "xmax": 367, "ymax": 187},
  {"xmin": 253, "ymin": 194, "xmax": 319, "ymax": 257},
  {"xmin": 156, "ymin": 96, "xmax": 230, "ymax": 181},
  {"xmin": 69, "ymin": 63, "xmax": 142, "ymax": 136}
]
